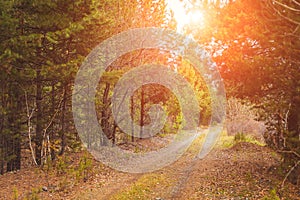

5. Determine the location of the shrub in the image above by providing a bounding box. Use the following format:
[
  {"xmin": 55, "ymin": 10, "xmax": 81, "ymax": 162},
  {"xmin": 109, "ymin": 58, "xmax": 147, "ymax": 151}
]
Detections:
[{"xmin": 226, "ymin": 98, "xmax": 265, "ymax": 143}]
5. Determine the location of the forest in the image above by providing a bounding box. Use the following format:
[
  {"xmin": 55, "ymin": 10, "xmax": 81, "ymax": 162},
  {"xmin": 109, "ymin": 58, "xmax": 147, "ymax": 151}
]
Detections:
[{"xmin": 0, "ymin": 0, "xmax": 299, "ymax": 199}]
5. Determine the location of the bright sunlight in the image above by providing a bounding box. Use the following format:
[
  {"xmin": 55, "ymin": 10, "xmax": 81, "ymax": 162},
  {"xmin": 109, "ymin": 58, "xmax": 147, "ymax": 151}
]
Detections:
[{"xmin": 167, "ymin": 0, "xmax": 205, "ymax": 32}]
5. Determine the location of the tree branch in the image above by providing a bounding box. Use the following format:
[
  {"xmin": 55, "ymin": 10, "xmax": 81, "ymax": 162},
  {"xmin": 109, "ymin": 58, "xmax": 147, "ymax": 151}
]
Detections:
[
  {"xmin": 270, "ymin": 0, "xmax": 300, "ymax": 25},
  {"xmin": 281, "ymin": 160, "xmax": 300, "ymax": 188},
  {"xmin": 278, "ymin": 150, "xmax": 300, "ymax": 158},
  {"xmin": 273, "ymin": 0, "xmax": 300, "ymax": 12},
  {"xmin": 292, "ymin": 0, "xmax": 300, "ymax": 7}
]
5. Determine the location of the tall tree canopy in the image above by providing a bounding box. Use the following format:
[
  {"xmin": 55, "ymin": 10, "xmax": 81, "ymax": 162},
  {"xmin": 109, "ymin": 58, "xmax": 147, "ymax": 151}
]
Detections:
[{"xmin": 211, "ymin": 0, "xmax": 300, "ymax": 184}]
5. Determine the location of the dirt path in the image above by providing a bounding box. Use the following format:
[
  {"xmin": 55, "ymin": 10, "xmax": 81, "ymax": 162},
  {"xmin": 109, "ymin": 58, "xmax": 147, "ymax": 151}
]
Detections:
[
  {"xmin": 84, "ymin": 142, "xmax": 300, "ymax": 200},
  {"xmin": 166, "ymin": 143, "xmax": 295, "ymax": 199},
  {"xmin": 1, "ymin": 135, "xmax": 299, "ymax": 200}
]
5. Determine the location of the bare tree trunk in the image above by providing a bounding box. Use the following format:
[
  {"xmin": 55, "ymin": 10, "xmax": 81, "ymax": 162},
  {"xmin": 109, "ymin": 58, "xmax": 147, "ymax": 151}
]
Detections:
[
  {"xmin": 0, "ymin": 85, "xmax": 5, "ymax": 174},
  {"xmin": 59, "ymin": 85, "xmax": 67, "ymax": 156},
  {"xmin": 0, "ymin": 133, "xmax": 3, "ymax": 174},
  {"xmin": 140, "ymin": 86, "xmax": 145, "ymax": 138},
  {"xmin": 131, "ymin": 96, "xmax": 134, "ymax": 142},
  {"xmin": 0, "ymin": 155, "xmax": 3, "ymax": 175},
  {"xmin": 50, "ymin": 81, "xmax": 56, "ymax": 160},
  {"xmin": 112, "ymin": 122, "xmax": 117, "ymax": 146},
  {"xmin": 101, "ymin": 83, "xmax": 110, "ymax": 145},
  {"xmin": 14, "ymin": 92, "xmax": 22, "ymax": 170},
  {"xmin": 35, "ymin": 68, "xmax": 43, "ymax": 165},
  {"xmin": 7, "ymin": 85, "xmax": 22, "ymax": 171}
]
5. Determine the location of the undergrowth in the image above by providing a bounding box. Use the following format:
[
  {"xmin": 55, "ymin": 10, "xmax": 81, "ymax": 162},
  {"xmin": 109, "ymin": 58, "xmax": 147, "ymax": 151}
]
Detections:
[
  {"xmin": 217, "ymin": 131, "xmax": 265, "ymax": 148},
  {"xmin": 110, "ymin": 173, "xmax": 169, "ymax": 200}
]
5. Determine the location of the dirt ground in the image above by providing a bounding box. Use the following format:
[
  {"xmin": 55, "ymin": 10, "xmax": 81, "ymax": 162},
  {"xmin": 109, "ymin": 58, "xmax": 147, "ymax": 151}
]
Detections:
[{"xmin": 0, "ymin": 138, "xmax": 299, "ymax": 200}]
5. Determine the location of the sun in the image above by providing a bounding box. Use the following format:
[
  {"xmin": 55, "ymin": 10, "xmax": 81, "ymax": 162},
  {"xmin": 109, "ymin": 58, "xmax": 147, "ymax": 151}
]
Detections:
[
  {"xmin": 167, "ymin": 0, "xmax": 205, "ymax": 32},
  {"xmin": 187, "ymin": 10, "xmax": 205, "ymax": 25}
]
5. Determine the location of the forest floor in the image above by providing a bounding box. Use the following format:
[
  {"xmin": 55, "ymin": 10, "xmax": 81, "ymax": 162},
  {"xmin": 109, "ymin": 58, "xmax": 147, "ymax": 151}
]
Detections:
[{"xmin": 0, "ymin": 132, "xmax": 299, "ymax": 200}]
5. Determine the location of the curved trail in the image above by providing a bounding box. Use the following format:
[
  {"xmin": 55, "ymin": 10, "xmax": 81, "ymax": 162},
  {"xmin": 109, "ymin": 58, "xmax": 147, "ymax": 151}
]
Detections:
[{"xmin": 72, "ymin": 135, "xmax": 299, "ymax": 200}]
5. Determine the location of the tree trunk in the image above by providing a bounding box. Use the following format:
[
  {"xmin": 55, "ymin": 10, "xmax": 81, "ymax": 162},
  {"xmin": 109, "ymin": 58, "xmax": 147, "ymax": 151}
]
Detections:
[
  {"xmin": 50, "ymin": 81, "xmax": 56, "ymax": 160},
  {"xmin": 59, "ymin": 84, "xmax": 67, "ymax": 156},
  {"xmin": 35, "ymin": 68, "xmax": 43, "ymax": 165},
  {"xmin": 0, "ymin": 87, "xmax": 5, "ymax": 174},
  {"xmin": 286, "ymin": 95, "xmax": 300, "ymax": 185},
  {"xmin": 100, "ymin": 83, "xmax": 110, "ymax": 145},
  {"xmin": 131, "ymin": 96, "xmax": 134, "ymax": 142},
  {"xmin": 6, "ymin": 83, "xmax": 22, "ymax": 172},
  {"xmin": 140, "ymin": 86, "xmax": 145, "ymax": 138},
  {"xmin": 112, "ymin": 122, "xmax": 117, "ymax": 146}
]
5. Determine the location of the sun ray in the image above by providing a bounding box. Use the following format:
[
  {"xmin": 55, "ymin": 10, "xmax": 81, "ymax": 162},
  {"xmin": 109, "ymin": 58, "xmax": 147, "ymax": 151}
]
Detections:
[{"xmin": 166, "ymin": 0, "xmax": 205, "ymax": 32}]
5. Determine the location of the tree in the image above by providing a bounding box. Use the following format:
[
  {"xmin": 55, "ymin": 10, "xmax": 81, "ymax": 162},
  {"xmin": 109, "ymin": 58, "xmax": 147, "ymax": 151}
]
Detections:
[
  {"xmin": 0, "ymin": 0, "xmax": 126, "ymax": 168},
  {"xmin": 207, "ymin": 0, "xmax": 300, "ymax": 185},
  {"xmin": 0, "ymin": 0, "xmax": 172, "ymax": 171},
  {"xmin": 170, "ymin": 0, "xmax": 299, "ymax": 185}
]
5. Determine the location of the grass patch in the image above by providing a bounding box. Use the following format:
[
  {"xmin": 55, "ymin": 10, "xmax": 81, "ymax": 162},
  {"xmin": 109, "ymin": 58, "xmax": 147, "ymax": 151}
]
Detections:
[
  {"xmin": 234, "ymin": 133, "xmax": 265, "ymax": 146},
  {"xmin": 110, "ymin": 173, "xmax": 169, "ymax": 200},
  {"xmin": 216, "ymin": 131, "xmax": 235, "ymax": 148},
  {"xmin": 217, "ymin": 131, "xmax": 265, "ymax": 149},
  {"xmin": 262, "ymin": 188, "xmax": 280, "ymax": 200}
]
